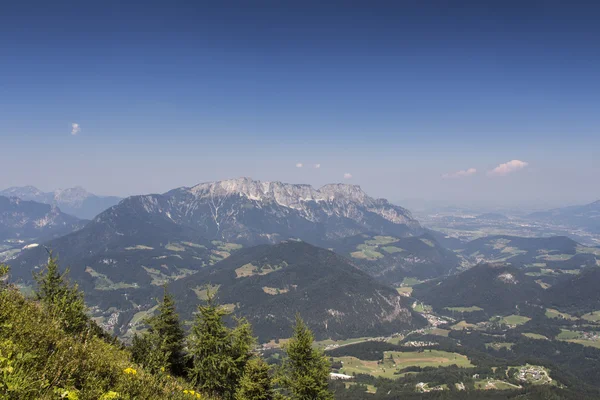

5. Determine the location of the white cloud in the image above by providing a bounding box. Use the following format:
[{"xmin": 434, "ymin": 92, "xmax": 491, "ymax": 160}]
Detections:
[
  {"xmin": 71, "ymin": 123, "xmax": 81, "ymax": 135},
  {"xmin": 442, "ymin": 168, "xmax": 477, "ymax": 179},
  {"xmin": 488, "ymin": 160, "xmax": 529, "ymax": 176},
  {"xmin": 296, "ymin": 163, "xmax": 303, "ymax": 168},
  {"xmin": 314, "ymin": 163, "xmax": 321, "ymax": 169},
  {"xmin": 343, "ymin": 173, "xmax": 352, "ymax": 179}
]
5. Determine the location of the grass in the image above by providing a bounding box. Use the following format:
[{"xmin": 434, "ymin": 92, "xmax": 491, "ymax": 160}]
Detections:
[
  {"xmin": 235, "ymin": 263, "xmax": 258, "ymax": 278},
  {"xmin": 335, "ymin": 350, "xmax": 473, "ymax": 380},
  {"xmin": 412, "ymin": 302, "xmax": 432, "ymax": 313},
  {"xmin": 535, "ymin": 279, "xmax": 551, "ymax": 289},
  {"xmin": 450, "ymin": 321, "xmax": 477, "ymax": 330},
  {"xmin": 382, "ymin": 246, "xmax": 404, "ymax": 254},
  {"xmin": 262, "ymin": 286, "xmax": 289, "ymax": 295},
  {"xmin": 211, "ymin": 241, "xmax": 243, "ymax": 251},
  {"xmin": 0, "ymin": 287, "xmax": 196, "ymax": 400},
  {"xmin": 577, "ymin": 245, "xmax": 600, "ymax": 256},
  {"xmin": 182, "ymin": 242, "xmax": 206, "ymax": 249},
  {"xmin": 444, "ymin": 306, "xmax": 483, "ymax": 313},
  {"xmin": 563, "ymin": 339, "xmax": 600, "ymax": 349},
  {"xmin": 401, "ymin": 277, "xmax": 423, "ymax": 286},
  {"xmin": 522, "ymin": 333, "xmax": 548, "ymax": 340},
  {"xmin": 350, "ymin": 248, "xmax": 384, "ymax": 260},
  {"xmin": 85, "ymin": 267, "xmax": 138, "ymax": 291},
  {"xmin": 165, "ymin": 243, "xmax": 186, "ymax": 252},
  {"xmin": 125, "ymin": 245, "xmax": 154, "ymax": 250},
  {"xmin": 545, "ymin": 308, "xmax": 577, "ymax": 320},
  {"xmin": 235, "ymin": 262, "xmax": 287, "ymax": 278},
  {"xmin": 429, "ymin": 328, "xmax": 451, "ymax": 337},
  {"xmin": 475, "ymin": 380, "xmax": 520, "ymax": 390},
  {"xmin": 396, "ymin": 287, "xmax": 413, "ymax": 296},
  {"xmin": 582, "ymin": 311, "xmax": 600, "ymax": 322},
  {"xmin": 315, "ymin": 336, "xmax": 373, "ymax": 349},
  {"xmin": 493, "ymin": 315, "xmax": 531, "ymax": 326},
  {"xmin": 192, "ymin": 284, "xmax": 221, "ymax": 300},
  {"xmin": 557, "ymin": 329, "xmax": 580, "ymax": 340}
]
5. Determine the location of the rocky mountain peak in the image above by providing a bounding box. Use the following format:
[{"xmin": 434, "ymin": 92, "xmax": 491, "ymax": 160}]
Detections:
[
  {"xmin": 188, "ymin": 177, "xmax": 374, "ymax": 207},
  {"xmin": 53, "ymin": 186, "xmax": 92, "ymax": 206},
  {"xmin": 0, "ymin": 186, "xmax": 45, "ymax": 199}
]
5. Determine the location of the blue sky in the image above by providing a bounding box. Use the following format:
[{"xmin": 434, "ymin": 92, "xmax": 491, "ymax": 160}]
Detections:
[{"xmin": 1, "ymin": 1, "xmax": 599, "ymax": 208}]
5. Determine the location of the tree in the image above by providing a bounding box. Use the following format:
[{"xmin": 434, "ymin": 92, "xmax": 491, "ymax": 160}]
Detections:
[
  {"xmin": 278, "ymin": 315, "xmax": 333, "ymax": 400},
  {"xmin": 135, "ymin": 286, "xmax": 186, "ymax": 375},
  {"xmin": 234, "ymin": 357, "xmax": 274, "ymax": 400},
  {"xmin": 34, "ymin": 252, "xmax": 88, "ymax": 335},
  {"xmin": 0, "ymin": 264, "xmax": 9, "ymax": 286},
  {"xmin": 187, "ymin": 291, "xmax": 255, "ymax": 399}
]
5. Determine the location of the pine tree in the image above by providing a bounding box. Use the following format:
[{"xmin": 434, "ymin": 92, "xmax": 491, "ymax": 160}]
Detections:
[
  {"xmin": 187, "ymin": 291, "xmax": 255, "ymax": 399},
  {"xmin": 34, "ymin": 252, "xmax": 88, "ymax": 335},
  {"xmin": 144, "ymin": 286, "xmax": 186, "ymax": 375},
  {"xmin": 234, "ymin": 357, "xmax": 274, "ymax": 400},
  {"xmin": 278, "ymin": 315, "xmax": 333, "ymax": 400}
]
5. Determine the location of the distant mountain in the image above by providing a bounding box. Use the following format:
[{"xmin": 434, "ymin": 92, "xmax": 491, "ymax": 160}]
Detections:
[
  {"xmin": 9, "ymin": 178, "xmax": 426, "ymax": 333},
  {"xmin": 527, "ymin": 200, "xmax": 600, "ymax": 233},
  {"xmin": 169, "ymin": 241, "xmax": 425, "ymax": 341},
  {"xmin": 457, "ymin": 235, "xmax": 599, "ymax": 269},
  {"xmin": 0, "ymin": 196, "xmax": 85, "ymax": 242},
  {"xmin": 0, "ymin": 186, "xmax": 122, "ymax": 219},
  {"xmin": 413, "ymin": 263, "xmax": 544, "ymax": 315}
]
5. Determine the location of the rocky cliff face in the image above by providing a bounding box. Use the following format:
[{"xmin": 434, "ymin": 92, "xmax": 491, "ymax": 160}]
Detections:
[{"xmin": 121, "ymin": 177, "xmax": 424, "ymax": 244}]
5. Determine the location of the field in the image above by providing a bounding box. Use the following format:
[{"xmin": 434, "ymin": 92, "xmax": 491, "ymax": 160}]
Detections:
[
  {"xmin": 545, "ymin": 308, "xmax": 577, "ymax": 320},
  {"xmin": 350, "ymin": 236, "xmax": 404, "ymax": 260},
  {"xmin": 475, "ymin": 380, "xmax": 521, "ymax": 390},
  {"xmin": 335, "ymin": 350, "xmax": 473, "ymax": 379},
  {"xmin": 396, "ymin": 286, "xmax": 413, "ymax": 296},
  {"xmin": 444, "ymin": 306, "xmax": 483, "ymax": 312},
  {"xmin": 522, "ymin": 333, "xmax": 548, "ymax": 340},
  {"xmin": 450, "ymin": 320, "xmax": 477, "ymax": 330},
  {"xmin": 192, "ymin": 284, "xmax": 221, "ymax": 300},
  {"xmin": 315, "ymin": 337, "xmax": 373, "ymax": 350},
  {"xmin": 563, "ymin": 339, "xmax": 600, "ymax": 349},
  {"xmin": 412, "ymin": 302, "xmax": 432, "ymax": 313},
  {"xmin": 493, "ymin": 315, "xmax": 531, "ymax": 326},
  {"xmin": 557, "ymin": 329, "xmax": 580, "ymax": 340},
  {"xmin": 582, "ymin": 311, "xmax": 600, "ymax": 322}
]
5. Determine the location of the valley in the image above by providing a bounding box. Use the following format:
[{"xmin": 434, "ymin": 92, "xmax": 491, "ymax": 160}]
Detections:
[{"xmin": 2, "ymin": 178, "xmax": 600, "ymax": 398}]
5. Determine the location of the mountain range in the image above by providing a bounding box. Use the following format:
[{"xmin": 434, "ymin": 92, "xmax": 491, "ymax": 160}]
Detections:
[
  {"xmin": 0, "ymin": 196, "xmax": 85, "ymax": 243},
  {"xmin": 7, "ymin": 178, "xmax": 431, "ymax": 338},
  {"xmin": 528, "ymin": 200, "xmax": 600, "ymax": 234},
  {"xmin": 0, "ymin": 186, "xmax": 122, "ymax": 219}
]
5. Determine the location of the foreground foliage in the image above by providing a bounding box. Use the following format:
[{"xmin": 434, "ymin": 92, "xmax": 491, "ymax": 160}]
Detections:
[
  {"xmin": 0, "ymin": 257, "xmax": 334, "ymax": 400},
  {"xmin": 0, "ymin": 271, "xmax": 193, "ymax": 399}
]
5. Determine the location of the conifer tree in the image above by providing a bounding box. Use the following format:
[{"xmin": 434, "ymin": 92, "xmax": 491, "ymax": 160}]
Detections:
[
  {"xmin": 278, "ymin": 315, "xmax": 333, "ymax": 400},
  {"xmin": 34, "ymin": 252, "xmax": 88, "ymax": 335},
  {"xmin": 146, "ymin": 286, "xmax": 186, "ymax": 374},
  {"xmin": 187, "ymin": 290, "xmax": 255, "ymax": 399},
  {"xmin": 234, "ymin": 357, "xmax": 274, "ymax": 400}
]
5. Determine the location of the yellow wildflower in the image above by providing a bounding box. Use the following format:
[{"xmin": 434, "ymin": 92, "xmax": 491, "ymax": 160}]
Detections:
[{"xmin": 123, "ymin": 367, "xmax": 137, "ymax": 375}]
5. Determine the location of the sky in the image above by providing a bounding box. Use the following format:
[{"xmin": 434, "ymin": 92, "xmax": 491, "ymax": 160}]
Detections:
[{"xmin": 1, "ymin": 0, "xmax": 599, "ymax": 209}]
